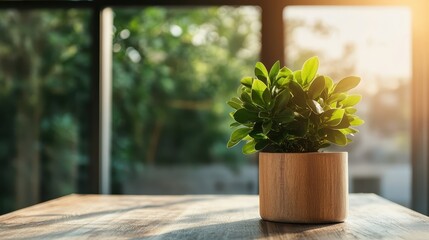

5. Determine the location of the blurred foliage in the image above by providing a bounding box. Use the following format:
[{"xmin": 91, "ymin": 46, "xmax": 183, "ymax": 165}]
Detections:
[
  {"xmin": 0, "ymin": 6, "xmax": 261, "ymax": 211},
  {"xmin": 111, "ymin": 6, "xmax": 261, "ymax": 191},
  {"xmin": 0, "ymin": 9, "xmax": 91, "ymax": 214}
]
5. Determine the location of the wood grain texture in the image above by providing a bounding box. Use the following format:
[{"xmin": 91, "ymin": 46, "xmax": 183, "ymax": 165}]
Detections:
[
  {"xmin": 259, "ymin": 152, "xmax": 348, "ymax": 223},
  {"xmin": 0, "ymin": 194, "xmax": 428, "ymax": 239}
]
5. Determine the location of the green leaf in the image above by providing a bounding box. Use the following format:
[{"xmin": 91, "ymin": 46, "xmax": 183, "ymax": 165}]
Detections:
[
  {"xmin": 327, "ymin": 93, "xmax": 347, "ymax": 105},
  {"xmin": 341, "ymin": 127, "xmax": 358, "ymax": 135},
  {"xmin": 333, "ymin": 76, "xmax": 361, "ymax": 94},
  {"xmin": 349, "ymin": 116, "xmax": 365, "ymax": 126},
  {"xmin": 255, "ymin": 139, "xmax": 270, "ymax": 151},
  {"xmin": 251, "ymin": 79, "xmax": 270, "ymax": 107},
  {"xmin": 307, "ymin": 75, "xmax": 325, "ymax": 99},
  {"xmin": 249, "ymin": 122, "xmax": 266, "ymax": 139},
  {"xmin": 269, "ymin": 61, "xmax": 280, "ymax": 82},
  {"xmin": 341, "ymin": 94, "xmax": 361, "ymax": 107},
  {"xmin": 307, "ymin": 99, "xmax": 323, "ymax": 114},
  {"xmin": 319, "ymin": 142, "xmax": 331, "ymax": 149},
  {"xmin": 240, "ymin": 91, "xmax": 252, "ymax": 103},
  {"xmin": 233, "ymin": 109, "xmax": 259, "ymax": 124},
  {"xmin": 301, "ymin": 56, "xmax": 319, "ymax": 85},
  {"xmin": 325, "ymin": 129, "xmax": 347, "ymax": 146},
  {"xmin": 227, "ymin": 127, "xmax": 252, "ymax": 148},
  {"xmin": 325, "ymin": 76, "xmax": 334, "ymax": 91},
  {"xmin": 229, "ymin": 122, "xmax": 241, "ymax": 128},
  {"xmin": 345, "ymin": 107, "xmax": 357, "ymax": 114},
  {"xmin": 276, "ymin": 75, "xmax": 292, "ymax": 87},
  {"xmin": 277, "ymin": 67, "xmax": 293, "ymax": 79},
  {"xmin": 229, "ymin": 112, "xmax": 234, "ymax": 119},
  {"xmin": 273, "ymin": 89, "xmax": 291, "ymax": 112},
  {"xmin": 243, "ymin": 102, "xmax": 259, "ymax": 112},
  {"xmin": 286, "ymin": 118, "xmax": 308, "ymax": 137},
  {"xmin": 227, "ymin": 101, "xmax": 241, "ymax": 110},
  {"xmin": 242, "ymin": 140, "xmax": 257, "ymax": 154},
  {"xmin": 293, "ymin": 70, "xmax": 303, "ymax": 85},
  {"xmin": 289, "ymin": 81, "xmax": 307, "ymax": 108},
  {"xmin": 258, "ymin": 112, "xmax": 270, "ymax": 119},
  {"xmin": 274, "ymin": 108, "xmax": 294, "ymax": 123},
  {"xmin": 331, "ymin": 115, "xmax": 351, "ymax": 129},
  {"xmin": 255, "ymin": 62, "xmax": 269, "ymax": 83},
  {"xmin": 240, "ymin": 77, "xmax": 254, "ymax": 88},
  {"xmin": 262, "ymin": 120, "xmax": 272, "ymax": 134},
  {"xmin": 321, "ymin": 76, "xmax": 334, "ymax": 99},
  {"xmin": 322, "ymin": 109, "xmax": 345, "ymax": 126},
  {"xmin": 227, "ymin": 97, "xmax": 242, "ymax": 110}
]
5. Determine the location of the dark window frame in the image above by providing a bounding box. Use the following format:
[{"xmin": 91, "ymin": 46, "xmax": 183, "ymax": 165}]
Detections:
[{"xmin": 1, "ymin": 0, "xmax": 428, "ymax": 214}]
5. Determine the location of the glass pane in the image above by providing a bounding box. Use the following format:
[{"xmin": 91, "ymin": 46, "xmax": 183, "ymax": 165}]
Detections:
[
  {"xmin": 284, "ymin": 7, "xmax": 411, "ymax": 206},
  {"xmin": 111, "ymin": 7, "xmax": 261, "ymax": 194},
  {"xmin": 0, "ymin": 9, "xmax": 91, "ymax": 214}
]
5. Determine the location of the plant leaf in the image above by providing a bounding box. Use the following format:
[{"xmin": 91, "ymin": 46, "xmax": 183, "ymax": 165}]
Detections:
[
  {"xmin": 307, "ymin": 99, "xmax": 323, "ymax": 114},
  {"xmin": 321, "ymin": 76, "xmax": 334, "ymax": 99},
  {"xmin": 240, "ymin": 91, "xmax": 252, "ymax": 104},
  {"xmin": 243, "ymin": 102, "xmax": 259, "ymax": 112},
  {"xmin": 249, "ymin": 122, "xmax": 265, "ymax": 139},
  {"xmin": 227, "ymin": 97, "xmax": 242, "ymax": 110},
  {"xmin": 240, "ymin": 77, "xmax": 254, "ymax": 88},
  {"xmin": 342, "ymin": 127, "xmax": 359, "ymax": 134},
  {"xmin": 229, "ymin": 122, "xmax": 241, "ymax": 128},
  {"xmin": 345, "ymin": 107, "xmax": 357, "ymax": 114},
  {"xmin": 331, "ymin": 115, "xmax": 351, "ymax": 129},
  {"xmin": 269, "ymin": 61, "xmax": 280, "ymax": 82},
  {"xmin": 325, "ymin": 129, "xmax": 347, "ymax": 146},
  {"xmin": 307, "ymin": 75, "xmax": 325, "ymax": 99},
  {"xmin": 273, "ymin": 89, "xmax": 291, "ymax": 112},
  {"xmin": 233, "ymin": 109, "xmax": 259, "ymax": 124},
  {"xmin": 333, "ymin": 76, "xmax": 361, "ymax": 94},
  {"xmin": 327, "ymin": 93, "xmax": 347, "ymax": 105},
  {"xmin": 289, "ymin": 81, "xmax": 307, "ymax": 108},
  {"xmin": 293, "ymin": 70, "xmax": 303, "ymax": 85},
  {"xmin": 322, "ymin": 109, "xmax": 345, "ymax": 126},
  {"xmin": 262, "ymin": 120, "xmax": 273, "ymax": 134},
  {"xmin": 258, "ymin": 111, "xmax": 270, "ymax": 119},
  {"xmin": 277, "ymin": 67, "xmax": 292, "ymax": 79},
  {"xmin": 301, "ymin": 56, "xmax": 319, "ymax": 85},
  {"xmin": 255, "ymin": 139, "xmax": 270, "ymax": 151},
  {"xmin": 273, "ymin": 108, "xmax": 295, "ymax": 123},
  {"xmin": 227, "ymin": 127, "xmax": 252, "ymax": 148},
  {"xmin": 276, "ymin": 75, "xmax": 292, "ymax": 87},
  {"xmin": 341, "ymin": 94, "xmax": 361, "ymax": 107},
  {"xmin": 251, "ymin": 79, "xmax": 270, "ymax": 107},
  {"xmin": 349, "ymin": 116, "xmax": 365, "ymax": 126},
  {"xmin": 242, "ymin": 140, "xmax": 257, "ymax": 154},
  {"xmin": 255, "ymin": 62, "xmax": 269, "ymax": 83},
  {"xmin": 286, "ymin": 118, "xmax": 308, "ymax": 137}
]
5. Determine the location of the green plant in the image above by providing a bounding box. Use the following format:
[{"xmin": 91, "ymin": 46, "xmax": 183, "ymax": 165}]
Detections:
[{"xmin": 227, "ymin": 56, "xmax": 364, "ymax": 154}]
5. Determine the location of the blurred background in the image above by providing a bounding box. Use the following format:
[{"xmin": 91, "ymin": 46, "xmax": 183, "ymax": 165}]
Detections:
[{"xmin": 1, "ymin": 0, "xmax": 428, "ymax": 215}]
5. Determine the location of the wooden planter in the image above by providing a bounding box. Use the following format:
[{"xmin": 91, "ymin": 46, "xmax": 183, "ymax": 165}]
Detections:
[{"xmin": 259, "ymin": 152, "xmax": 348, "ymax": 223}]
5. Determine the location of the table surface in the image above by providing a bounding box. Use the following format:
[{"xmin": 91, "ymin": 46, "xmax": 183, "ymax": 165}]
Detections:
[{"xmin": 0, "ymin": 194, "xmax": 428, "ymax": 240}]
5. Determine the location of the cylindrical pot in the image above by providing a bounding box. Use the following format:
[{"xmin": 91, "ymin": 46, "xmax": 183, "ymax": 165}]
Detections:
[{"xmin": 259, "ymin": 152, "xmax": 348, "ymax": 223}]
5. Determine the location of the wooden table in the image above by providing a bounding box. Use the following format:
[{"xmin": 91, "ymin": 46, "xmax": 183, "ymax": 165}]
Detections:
[{"xmin": 0, "ymin": 194, "xmax": 428, "ymax": 239}]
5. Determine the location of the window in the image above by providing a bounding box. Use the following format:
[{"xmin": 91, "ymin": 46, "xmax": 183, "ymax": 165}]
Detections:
[
  {"xmin": 110, "ymin": 6, "xmax": 261, "ymax": 194},
  {"xmin": 0, "ymin": 9, "xmax": 91, "ymax": 214},
  {"xmin": 0, "ymin": 0, "xmax": 428, "ymax": 215},
  {"xmin": 284, "ymin": 6, "xmax": 412, "ymax": 207}
]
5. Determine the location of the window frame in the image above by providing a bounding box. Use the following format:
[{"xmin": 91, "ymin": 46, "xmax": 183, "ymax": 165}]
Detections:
[{"xmin": 0, "ymin": 0, "xmax": 427, "ymax": 214}]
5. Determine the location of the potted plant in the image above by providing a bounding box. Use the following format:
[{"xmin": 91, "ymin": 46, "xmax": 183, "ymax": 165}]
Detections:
[{"xmin": 227, "ymin": 56, "xmax": 363, "ymax": 223}]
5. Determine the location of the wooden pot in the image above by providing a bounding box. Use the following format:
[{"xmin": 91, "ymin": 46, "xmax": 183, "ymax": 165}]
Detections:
[{"xmin": 259, "ymin": 152, "xmax": 348, "ymax": 223}]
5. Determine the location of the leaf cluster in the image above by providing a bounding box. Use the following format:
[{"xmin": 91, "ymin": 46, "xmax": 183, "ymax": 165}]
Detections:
[{"xmin": 227, "ymin": 56, "xmax": 364, "ymax": 154}]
